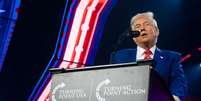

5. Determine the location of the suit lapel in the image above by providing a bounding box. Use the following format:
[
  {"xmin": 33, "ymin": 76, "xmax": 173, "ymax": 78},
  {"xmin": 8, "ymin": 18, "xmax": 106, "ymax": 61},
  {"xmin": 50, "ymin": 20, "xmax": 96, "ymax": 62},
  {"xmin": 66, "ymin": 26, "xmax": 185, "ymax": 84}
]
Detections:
[
  {"xmin": 154, "ymin": 48, "xmax": 161, "ymax": 61},
  {"xmin": 154, "ymin": 48, "xmax": 166, "ymax": 68}
]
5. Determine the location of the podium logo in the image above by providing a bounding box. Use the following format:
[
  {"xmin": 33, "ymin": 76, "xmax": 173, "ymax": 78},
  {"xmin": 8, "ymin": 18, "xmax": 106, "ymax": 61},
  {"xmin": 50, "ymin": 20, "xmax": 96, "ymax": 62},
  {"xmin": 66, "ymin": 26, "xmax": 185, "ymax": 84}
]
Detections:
[
  {"xmin": 95, "ymin": 79, "xmax": 146, "ymax": 101},
  {"xmin": 52, "ymin": 82, "xmax": 66, "ymax": 101},
  {"xmin": 96, "ymin": 79, "xmax": 111, "ymax": 101},
  {"xmin": 51, "ymin": 82, "xmax": 87, "ymax": 100}
]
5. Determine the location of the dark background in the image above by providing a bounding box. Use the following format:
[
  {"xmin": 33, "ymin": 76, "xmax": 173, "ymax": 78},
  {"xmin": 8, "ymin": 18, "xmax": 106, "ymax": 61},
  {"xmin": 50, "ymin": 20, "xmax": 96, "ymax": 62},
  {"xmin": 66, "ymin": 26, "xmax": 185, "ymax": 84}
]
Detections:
[
  {"xmin": 0, "ymin": 0, "xmax": 65, "ymax": 100},
  {"xmin": 95, "ymin": 0, "xmax": 201, "ymax": 65},
  {"xmin": 0, "ymin": 0, "xmax": 201, "ymax": 100},
  {"xmin": 95, "ymin": 0, "xmax": 201, "ymax": 100}
]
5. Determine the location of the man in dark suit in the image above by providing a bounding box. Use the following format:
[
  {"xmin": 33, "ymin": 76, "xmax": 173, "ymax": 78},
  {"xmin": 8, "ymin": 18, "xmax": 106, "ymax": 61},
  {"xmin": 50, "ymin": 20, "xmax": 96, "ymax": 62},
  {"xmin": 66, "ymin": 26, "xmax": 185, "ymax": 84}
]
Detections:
[{"xmin": 110, "ymin": 12, "xmax": 187, "ymax": 101}]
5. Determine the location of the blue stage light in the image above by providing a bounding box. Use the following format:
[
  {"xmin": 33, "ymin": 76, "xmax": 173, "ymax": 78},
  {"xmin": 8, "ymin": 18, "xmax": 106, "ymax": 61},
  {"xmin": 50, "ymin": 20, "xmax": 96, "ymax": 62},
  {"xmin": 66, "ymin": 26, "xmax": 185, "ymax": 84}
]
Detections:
[{"xmin": 0, "ymin": 9, "xmax": 5, "ymax": 13}]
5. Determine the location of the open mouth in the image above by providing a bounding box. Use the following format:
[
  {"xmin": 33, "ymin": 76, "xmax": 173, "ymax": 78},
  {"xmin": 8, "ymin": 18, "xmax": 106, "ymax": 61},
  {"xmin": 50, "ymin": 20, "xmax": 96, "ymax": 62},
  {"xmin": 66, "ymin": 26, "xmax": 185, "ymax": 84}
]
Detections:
[{"xmin": 141, "ymin": 33, "xmax": 148, "ymax": 36}]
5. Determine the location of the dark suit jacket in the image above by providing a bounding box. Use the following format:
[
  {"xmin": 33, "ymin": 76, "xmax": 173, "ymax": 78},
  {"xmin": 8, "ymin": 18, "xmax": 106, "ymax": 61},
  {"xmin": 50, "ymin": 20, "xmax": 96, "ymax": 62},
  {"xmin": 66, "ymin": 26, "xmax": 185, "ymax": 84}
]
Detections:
[{"xmin": 110, "ymin": 48, "xmax": 187, "ymax": 100}]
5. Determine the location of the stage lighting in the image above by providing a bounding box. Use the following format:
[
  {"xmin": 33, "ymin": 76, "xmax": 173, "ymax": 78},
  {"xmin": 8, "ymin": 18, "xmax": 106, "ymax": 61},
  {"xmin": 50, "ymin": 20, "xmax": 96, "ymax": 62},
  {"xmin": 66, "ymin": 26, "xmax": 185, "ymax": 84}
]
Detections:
[{"xmin": 0, "ymin": 9, "xmax": 5, "ymax": 13}]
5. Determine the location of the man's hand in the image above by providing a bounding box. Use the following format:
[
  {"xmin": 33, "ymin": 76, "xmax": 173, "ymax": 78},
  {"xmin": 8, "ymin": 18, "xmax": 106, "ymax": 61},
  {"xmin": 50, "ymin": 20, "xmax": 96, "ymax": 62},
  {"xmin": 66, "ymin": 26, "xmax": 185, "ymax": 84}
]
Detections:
[{"xmin": 173, "ymin": 95, "xmax": 180, "ymax": 101}]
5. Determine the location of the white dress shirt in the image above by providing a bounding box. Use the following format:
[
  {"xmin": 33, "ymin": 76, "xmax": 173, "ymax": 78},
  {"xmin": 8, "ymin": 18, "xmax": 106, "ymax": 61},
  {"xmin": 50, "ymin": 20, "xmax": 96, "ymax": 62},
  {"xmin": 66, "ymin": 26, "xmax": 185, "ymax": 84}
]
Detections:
[{"xmin": 136, "ymin": 45, "xmax": 156, "ymax": 61}]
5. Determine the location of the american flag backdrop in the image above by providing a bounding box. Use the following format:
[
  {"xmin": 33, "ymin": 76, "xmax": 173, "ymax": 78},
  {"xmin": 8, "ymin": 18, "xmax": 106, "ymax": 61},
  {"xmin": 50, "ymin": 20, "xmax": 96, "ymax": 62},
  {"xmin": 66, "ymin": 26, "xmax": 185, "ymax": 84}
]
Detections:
[{"xmin": 28, "ymin": 0, "xmax": 118, "ymax": 100}]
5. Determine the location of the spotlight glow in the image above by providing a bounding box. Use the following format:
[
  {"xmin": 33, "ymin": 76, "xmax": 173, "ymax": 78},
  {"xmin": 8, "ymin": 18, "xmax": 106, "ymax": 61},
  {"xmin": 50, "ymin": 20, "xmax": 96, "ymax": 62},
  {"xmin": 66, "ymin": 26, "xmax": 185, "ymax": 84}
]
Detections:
[{"xmin": 0, "ymin": 9, "xmax": 5, "ymax": 13}]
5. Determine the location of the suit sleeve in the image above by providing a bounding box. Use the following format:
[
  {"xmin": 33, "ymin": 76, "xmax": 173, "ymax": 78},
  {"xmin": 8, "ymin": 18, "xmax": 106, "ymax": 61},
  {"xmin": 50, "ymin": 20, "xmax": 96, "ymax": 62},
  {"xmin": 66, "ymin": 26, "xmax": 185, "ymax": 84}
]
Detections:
[
  {"xmin": 169, "ymin": 53, "xmax": 187, "ymax": 101},
  {"xmin": 109, "ymin": 49, "xmax": 136, "ymax": 64},
  {"xmin": 109, "ymin": 51, "xmax": 126, "ymax": 64}
]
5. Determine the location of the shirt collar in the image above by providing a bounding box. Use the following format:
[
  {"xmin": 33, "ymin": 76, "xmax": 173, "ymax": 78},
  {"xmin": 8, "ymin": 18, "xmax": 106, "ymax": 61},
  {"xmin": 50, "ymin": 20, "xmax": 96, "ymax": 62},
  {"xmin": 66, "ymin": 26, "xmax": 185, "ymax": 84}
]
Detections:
[
  {"xmin": 149, "ymin": 45, "xmax": 156, "ymax": 55},
  {"xmin": 137, "ymin": 45, "xmax": 156, "ymax": 54},
  {"xmin": 136, "ymin": 45, "xmax": 156, "ymax": 60}
]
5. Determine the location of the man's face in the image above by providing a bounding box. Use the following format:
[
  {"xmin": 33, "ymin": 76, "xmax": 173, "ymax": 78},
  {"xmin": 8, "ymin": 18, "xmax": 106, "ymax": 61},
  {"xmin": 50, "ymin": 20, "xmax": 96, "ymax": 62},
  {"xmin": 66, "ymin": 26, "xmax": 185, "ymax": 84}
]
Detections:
[{"xmin": 132, "ymin": 16, "xmax": 159, "ymax": 47}]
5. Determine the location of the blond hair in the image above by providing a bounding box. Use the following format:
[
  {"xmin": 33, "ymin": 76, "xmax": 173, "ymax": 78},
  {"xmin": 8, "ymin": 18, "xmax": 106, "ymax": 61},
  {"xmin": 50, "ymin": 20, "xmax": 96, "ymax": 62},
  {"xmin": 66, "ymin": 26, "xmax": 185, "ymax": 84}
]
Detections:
[{"xmin": 130, "ymin": 11, "xmax": 159, "ymax": 31}]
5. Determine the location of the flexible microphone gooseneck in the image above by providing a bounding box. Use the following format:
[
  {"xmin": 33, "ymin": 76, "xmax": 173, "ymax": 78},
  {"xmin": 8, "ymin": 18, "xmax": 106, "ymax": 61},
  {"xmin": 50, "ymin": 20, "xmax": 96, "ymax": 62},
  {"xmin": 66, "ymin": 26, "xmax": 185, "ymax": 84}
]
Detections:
[{"xmin": 113, "ymin": 29, "xmax": 140, "ymax": 51}]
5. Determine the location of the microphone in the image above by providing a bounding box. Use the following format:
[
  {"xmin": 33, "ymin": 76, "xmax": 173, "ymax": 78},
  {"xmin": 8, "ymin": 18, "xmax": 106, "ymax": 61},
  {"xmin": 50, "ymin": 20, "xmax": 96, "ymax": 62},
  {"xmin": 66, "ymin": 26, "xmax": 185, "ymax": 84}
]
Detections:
[
  {"xmin": 128, "ymin": 30, "xmax": 140, "ymax": 38},
  {"xmin": 113, "ymin": 29, "xmax": 140, "ymax": 51}
]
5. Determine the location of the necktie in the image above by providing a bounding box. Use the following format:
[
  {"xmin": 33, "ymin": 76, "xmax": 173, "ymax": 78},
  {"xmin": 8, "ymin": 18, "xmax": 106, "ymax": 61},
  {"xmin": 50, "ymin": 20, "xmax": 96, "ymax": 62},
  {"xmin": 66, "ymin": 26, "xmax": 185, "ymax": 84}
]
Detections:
[{"xmin": 144, "ymin": 49, "xmax": 152, "ymax": 60}]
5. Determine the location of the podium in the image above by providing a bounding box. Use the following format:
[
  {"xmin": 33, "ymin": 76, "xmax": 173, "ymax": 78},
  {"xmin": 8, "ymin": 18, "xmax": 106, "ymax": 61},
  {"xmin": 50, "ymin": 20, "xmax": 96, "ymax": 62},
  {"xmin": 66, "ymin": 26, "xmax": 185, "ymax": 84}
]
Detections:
[{"xmin": 50, "ymin": 61, "xmax": 174, "ymax": 101}]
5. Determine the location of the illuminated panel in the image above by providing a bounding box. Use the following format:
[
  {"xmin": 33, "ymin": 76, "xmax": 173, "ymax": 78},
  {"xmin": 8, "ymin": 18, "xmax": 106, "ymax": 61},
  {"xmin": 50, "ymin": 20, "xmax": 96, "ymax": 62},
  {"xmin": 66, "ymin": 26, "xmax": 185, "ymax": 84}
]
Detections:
[
  {"xmin": 60, "ymin": 0, "xmax": 109, "ymax": 68},
  {"xmin": 85, "ymin": 0, "xmax": 118, "ymax": 65},
  {"xmin": 181, "ymin": 54, "xmax": 192, "ymax": 63},
  {"xmin": 34, "ymin": 0, "xmax": 118, "ymax": 100},
  {"xmin": 198, "ymin": 47, "xmax": 201, "ymax": 51},
  {"xmin": 52, "ymin": 0, "xmax": 79, "ymax": 68},
  {"xmin": 0, "ymin": 0, "xmax": 21, "ymax": 71},
  {"xmin": 72, "ymin": 0, "xmax": 108, "ymax": 68},
  {"xmin": 37, "ymin": 79, "xmax": 52, "ymax": 101},
  {"xmin": 180, "ymin": 46, "xmax": 201, "ymax": 63},
  {"xmin": 59, "ymin": 0, "xmax": 91, "ymax": 68},
  {"xmin": 72, "ymin": 0, "xmax": 99, "ymax": 67},
  {"xmin": 81, "ymin": 0, "xmax": 108, "ymax": 64},
  {"xmin": 37, "ymin": 0, "xmax": 93, "ymax": 100}
]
